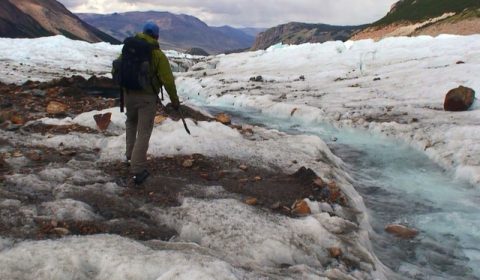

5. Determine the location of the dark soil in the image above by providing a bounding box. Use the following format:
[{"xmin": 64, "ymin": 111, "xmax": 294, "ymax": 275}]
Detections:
[{"xmin": 0, "ymin": 76, "xmax": 349, "ymax": 244}]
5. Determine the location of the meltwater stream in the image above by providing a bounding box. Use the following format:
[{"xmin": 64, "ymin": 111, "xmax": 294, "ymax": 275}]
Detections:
[{"xmin": 202, "ymin": 105, "xmax": 480, "ymax": 280}]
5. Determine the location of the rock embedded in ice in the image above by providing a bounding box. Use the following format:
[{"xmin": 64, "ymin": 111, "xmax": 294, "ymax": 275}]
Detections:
[
  {"xmin": 444, "ymin": 86, "xmax": 475, "ymax": 111},
  {"xmin": 328, "ymin": 247, "xmax": 343, "ymax": 258},
  {"xmin": 245, "ymin": 197, "xmax": 258, "ymax": 205},
  {"xmin": 291, "ymin": 199, "xmax": 311, "ymax": 216},
  {"xmin": 385, "ymin": 224, "xmax": 419, "ymax": 239},
  {"xmin": 215, "ymin": 113, "xmax": 231, "ymax": 125},
  {"xmin": 93, "ymin": 112, "xmax": 112, "ymax": 131}
]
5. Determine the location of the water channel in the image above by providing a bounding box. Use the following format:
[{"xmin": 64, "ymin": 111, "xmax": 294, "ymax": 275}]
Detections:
[{"xmin": 198, "ymin": 103, "xmax": 480, "ymax": 280}]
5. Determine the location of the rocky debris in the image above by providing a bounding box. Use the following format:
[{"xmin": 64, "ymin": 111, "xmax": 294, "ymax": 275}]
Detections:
[
  {"xmin": 93, "ymin": 112, "xmax": 112, "ymax": 131},
  {"xmin": 0, "ymin": 76, "xmax": 119, "ymax": 132},
  {"xmin": 444, "ymin": 86, "xmax": 475, "ymax": 111},
  {"xmin": 291, "ymin": 199, "xmax": 311, "ymax": 216},
  {"xmin": 215, "ymin": 113, "xmax": 232, "ymax": 125},
  {"xmin": 182, "ymin": 159, "xmax": 194, "ymax": 168},
  {"xmin": 385, "ymin": 224, "xmax": 419, "ymax": 239},
  {"xmin": 22, "ymin": 123, "xmax": 98, "ymax": 135},
  {"xmin": 328, "ymin": 247, "xmax": 343, "ymax": 258},
  {"xmin": 238, "ymin": 164, "xmax": 248, "ymax": 171},
  {"xmin": 249, "ymin": 75, "xmax": 263, "ymax": 82},
  {"xmin": 46, "ymin": 101, "xmax": 69, "ymax": 115}
]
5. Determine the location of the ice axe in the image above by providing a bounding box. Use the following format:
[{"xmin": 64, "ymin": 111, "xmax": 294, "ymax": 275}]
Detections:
[
  {"xmin": 160, "ymin": 87, "xmax": 191, "ymax": 135},
  {"xmin": 178, "ymin": 107, "xmax": 191, "ymax": 135}
]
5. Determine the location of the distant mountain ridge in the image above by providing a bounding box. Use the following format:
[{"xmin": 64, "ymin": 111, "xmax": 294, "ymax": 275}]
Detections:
[
  {"xmin": 352, "ymin": 0, "xmax": 480, "ymax": 40},
  {"xmin": 0, "ymin": 0, "xmax": 119, "ymax": 44},
  {"xmin": 251, "ymin": 22, "xmax": 365, "ymax": 51},
  {"xmin": 78, "ymin": 12, "xmax": 257, "ymax": 54}
]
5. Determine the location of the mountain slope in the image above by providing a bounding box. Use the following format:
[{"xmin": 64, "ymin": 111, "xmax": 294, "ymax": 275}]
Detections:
[
  {"xmin": 0, "ymin": 0, "xmax": 119, "ymax": 44},
  {"xmin": 78, "ymin": 12, "xmax": 255, "ymax": 54},
  {"xmin": 251, "ymin": 22, "xmax": 364, "ymax": 50},
  {"xmin": 352, "ymin": 0, "xmax": 480, "ymax": 40}
]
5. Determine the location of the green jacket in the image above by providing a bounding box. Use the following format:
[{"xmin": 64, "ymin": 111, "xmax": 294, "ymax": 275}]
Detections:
[{"xmin": 115, "ymin": 33, "xmax": 179, "ymax": 104}]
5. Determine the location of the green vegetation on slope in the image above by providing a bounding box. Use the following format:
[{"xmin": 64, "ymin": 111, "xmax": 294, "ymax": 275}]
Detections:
[{"xmin": 375, "ymin": 0, "xmax": 480, "ymax": 26}]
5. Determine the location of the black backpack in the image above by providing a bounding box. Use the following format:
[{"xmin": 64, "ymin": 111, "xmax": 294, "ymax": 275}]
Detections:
[{"xmin": 113, "ymin": 37, "xmax": 155, "ymax": 90}]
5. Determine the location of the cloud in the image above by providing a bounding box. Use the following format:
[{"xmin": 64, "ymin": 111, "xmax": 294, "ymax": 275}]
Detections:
[{"xmin": 59, "ymin": 0, "xmax": 398, "ymax": 27}]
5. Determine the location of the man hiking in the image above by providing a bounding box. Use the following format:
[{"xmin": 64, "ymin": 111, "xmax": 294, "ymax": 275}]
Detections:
[{"xmin": 116, "ymin": 22, "xmax": 180, "ymax": 186}]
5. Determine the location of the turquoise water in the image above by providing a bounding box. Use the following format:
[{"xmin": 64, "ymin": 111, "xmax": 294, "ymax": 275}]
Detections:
[{"xmin": 202, "ymin": 104, "xmax": 480, "ymax": 279}]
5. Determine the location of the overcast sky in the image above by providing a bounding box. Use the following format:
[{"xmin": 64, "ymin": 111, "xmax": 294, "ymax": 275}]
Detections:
[{"xmin": 59, "ymin": 0, "xmax": 399, "ymax": 27}]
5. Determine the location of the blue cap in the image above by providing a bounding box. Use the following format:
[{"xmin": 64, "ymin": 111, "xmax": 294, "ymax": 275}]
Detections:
[{"xmin": 143, "ymin": 22, "xmax": 160, "ymax": 38}]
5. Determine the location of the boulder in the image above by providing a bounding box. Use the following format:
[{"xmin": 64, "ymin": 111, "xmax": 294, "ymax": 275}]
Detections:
[
  {"xmin": 385, "ymin": 224, "xmax": 418, "ymax": 239},
  {"xmin": 93, "ymin": 112, "xmax": 112, "ymax": 131},
  {"xmin": 46, "ymin": 101, "xmax": 69, "ymax": 115},
  {"xmin": 215, "ymin": 113, "xmax": 231, "ymax": 125},
  {"xmin": 444, "ymin": 86, "xmax": 475, "ymax": 111}
]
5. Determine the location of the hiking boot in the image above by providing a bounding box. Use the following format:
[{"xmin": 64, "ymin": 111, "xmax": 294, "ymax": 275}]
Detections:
[{"xmin": 133, "ymin": 169, "xmax": 150, "ymax": 186}]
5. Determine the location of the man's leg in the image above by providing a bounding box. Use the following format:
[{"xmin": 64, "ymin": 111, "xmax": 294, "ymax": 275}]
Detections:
[
  {"xmin": 130, "ymin": 95, "xmax": 156, "ymax": 175},
  {"xmin": 125, "ymin": 94, "xmax": 139, "ymax": 161}
]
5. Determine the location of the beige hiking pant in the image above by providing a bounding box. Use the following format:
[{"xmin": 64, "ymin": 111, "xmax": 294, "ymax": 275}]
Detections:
[{"xmin": 125, "ymin": 90, "xmax": 157, "ymax": 174}]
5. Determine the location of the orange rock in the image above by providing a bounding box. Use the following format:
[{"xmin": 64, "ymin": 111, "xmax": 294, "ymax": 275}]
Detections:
[
  {"xmin": 291, "ymin": 200, "xmax": 311, "ymax": 216},
  {"xmin": 46, "ymin": 101, "xmax": 69, "ymax": 114},
  {"xmin": 154, "ymin": 115, "xmax": 167, "ymax": 124},
  {"xmin": 10, "ymin": 115, "xmax": 25, "ymax": 125},
  {"xmin": 93, "ymin": 112, "xmax": 112, "ymax": 131},
  {"xmin": 328, "ymin": 247, "xmax": 343, "ymax": 258},
  {"xmin": 253, "ymin": 176, "xmax": 262, "ymax": 181},
  {"xmin": 385, "ymin": 224, "xmax": 419, "ymax": 239},
  {"xmin": 245, "ymin": 197, "xmax": 258, "ymax": 205},
  {"xmin": 215, "ymin": 113, "xmax": 231, "ymax": 125}
]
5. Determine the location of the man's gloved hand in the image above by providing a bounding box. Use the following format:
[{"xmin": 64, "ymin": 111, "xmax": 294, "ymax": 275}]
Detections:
[{"xmin": 171, "ymin": 99, "xmax": 180, "ymax": 111}]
